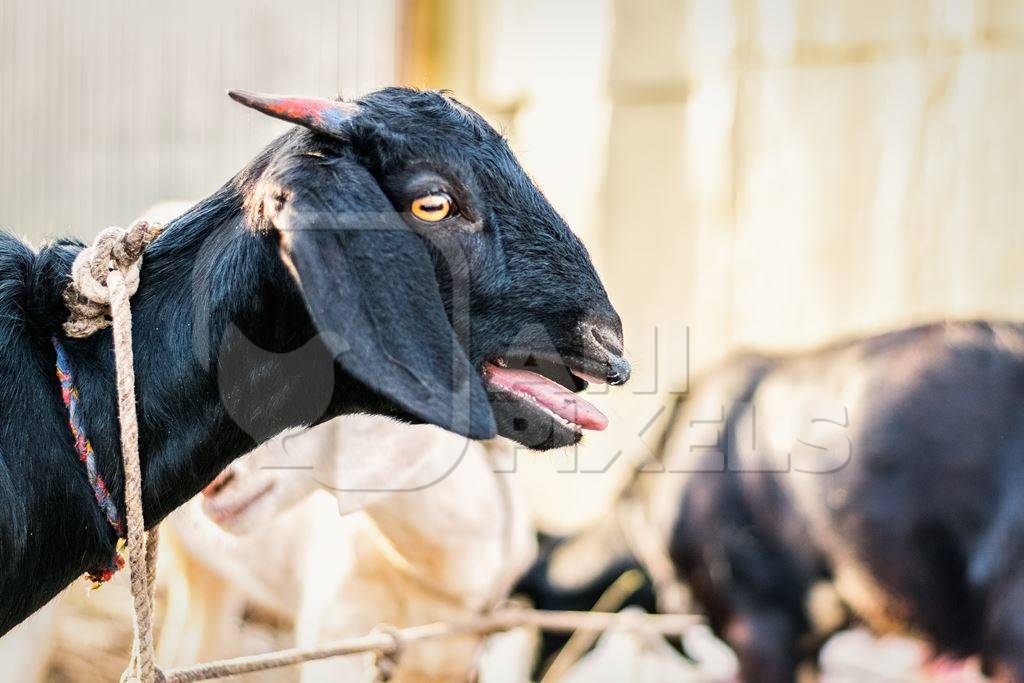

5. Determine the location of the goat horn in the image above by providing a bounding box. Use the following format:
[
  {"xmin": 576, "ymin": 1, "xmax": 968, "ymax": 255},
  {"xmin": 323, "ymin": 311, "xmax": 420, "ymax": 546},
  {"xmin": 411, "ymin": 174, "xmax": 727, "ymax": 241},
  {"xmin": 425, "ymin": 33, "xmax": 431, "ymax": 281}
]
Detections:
[{"xmin": 228, "ymin": 90, "xmax": 359, "ymax": 138}]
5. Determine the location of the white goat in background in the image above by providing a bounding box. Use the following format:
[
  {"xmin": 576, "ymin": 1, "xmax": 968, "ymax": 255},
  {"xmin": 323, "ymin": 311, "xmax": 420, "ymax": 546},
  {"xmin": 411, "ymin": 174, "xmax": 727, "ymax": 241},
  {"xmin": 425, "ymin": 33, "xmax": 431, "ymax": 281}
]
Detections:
[{"xmin": 159, "ymin": 415, "xmax": 537, "ymax": 682}]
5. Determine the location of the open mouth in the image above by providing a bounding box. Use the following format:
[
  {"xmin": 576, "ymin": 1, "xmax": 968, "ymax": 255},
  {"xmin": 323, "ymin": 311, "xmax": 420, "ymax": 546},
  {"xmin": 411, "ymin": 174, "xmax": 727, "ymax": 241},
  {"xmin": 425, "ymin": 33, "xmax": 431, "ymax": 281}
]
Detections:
[
  {"xmin": 201, "ymin": 472, "xmax": 276, "ymax": 528},
  {"xmin": 481, "ymin": 354, "xmax": 609, "ymax": 436}
]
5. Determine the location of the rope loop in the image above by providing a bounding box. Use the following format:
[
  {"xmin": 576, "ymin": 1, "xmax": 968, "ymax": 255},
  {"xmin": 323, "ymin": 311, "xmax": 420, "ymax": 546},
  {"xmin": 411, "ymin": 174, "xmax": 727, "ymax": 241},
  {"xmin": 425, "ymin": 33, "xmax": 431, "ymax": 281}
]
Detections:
[
  {"xmin": 65, "ymin": 221, "xmax": 162, "ymax": 338},
  {"xmin": 121, "ymin": 668, "xmax": 166, "ymax": 683},
  {"xmin": 370, "ymin": 624, "xmax": 405, "ymax": 682}
]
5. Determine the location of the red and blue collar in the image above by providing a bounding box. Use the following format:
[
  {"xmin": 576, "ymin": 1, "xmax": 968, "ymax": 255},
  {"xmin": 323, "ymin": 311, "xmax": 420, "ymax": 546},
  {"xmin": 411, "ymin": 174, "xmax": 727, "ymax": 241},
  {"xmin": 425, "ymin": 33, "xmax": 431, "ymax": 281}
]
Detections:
[{"xmin": 53, "ymin": 337, "xmax": 125, "ymax": 584}]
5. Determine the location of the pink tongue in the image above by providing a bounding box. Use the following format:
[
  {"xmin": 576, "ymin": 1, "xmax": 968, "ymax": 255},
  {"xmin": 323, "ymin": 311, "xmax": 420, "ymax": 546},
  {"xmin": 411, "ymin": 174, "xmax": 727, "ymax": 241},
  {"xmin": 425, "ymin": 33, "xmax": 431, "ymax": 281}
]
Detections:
[{"xmin": 484, "ymin": 363, "xmax": 608, "ymax": 431}]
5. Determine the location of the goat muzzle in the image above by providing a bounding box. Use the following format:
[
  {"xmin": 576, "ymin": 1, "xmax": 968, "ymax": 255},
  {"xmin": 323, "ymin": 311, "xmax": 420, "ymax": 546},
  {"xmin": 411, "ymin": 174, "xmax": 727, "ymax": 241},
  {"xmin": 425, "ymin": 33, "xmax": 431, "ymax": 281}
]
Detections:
[{"xmin": 578, "ymin": 319, "xmax": 631, "ymax": 386}]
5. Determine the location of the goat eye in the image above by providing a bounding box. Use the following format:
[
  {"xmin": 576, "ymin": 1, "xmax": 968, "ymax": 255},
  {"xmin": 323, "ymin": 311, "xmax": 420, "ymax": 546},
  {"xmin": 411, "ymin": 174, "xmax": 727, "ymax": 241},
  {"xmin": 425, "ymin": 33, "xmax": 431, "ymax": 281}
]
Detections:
[{"xmin": 410, "ymin": 193, "xmax": 453, "ymax": 222}]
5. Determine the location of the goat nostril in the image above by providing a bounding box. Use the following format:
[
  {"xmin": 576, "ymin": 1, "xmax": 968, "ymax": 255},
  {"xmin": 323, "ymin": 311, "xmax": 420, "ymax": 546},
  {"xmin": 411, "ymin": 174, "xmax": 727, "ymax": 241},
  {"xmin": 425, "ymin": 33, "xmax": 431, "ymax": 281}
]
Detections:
[
  {"xmin": 590, "ymin": 326, "xmax": 624, "ymax": 357},
  {"xmin": 583, "ymin": 320, "xmax": 630, "ymax": 385}
]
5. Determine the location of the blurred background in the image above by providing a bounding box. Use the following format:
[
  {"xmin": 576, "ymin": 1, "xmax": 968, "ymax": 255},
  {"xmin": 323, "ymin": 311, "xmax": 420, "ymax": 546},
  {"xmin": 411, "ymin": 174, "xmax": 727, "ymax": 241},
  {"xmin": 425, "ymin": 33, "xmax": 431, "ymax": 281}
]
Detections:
[
  {"xmin": 4, "ymin": 0, "xmax": 1023, "ymax": 528},
  {"xmin": 2, "ymin": 1, "xmax": 1023, "ymax": 680}
]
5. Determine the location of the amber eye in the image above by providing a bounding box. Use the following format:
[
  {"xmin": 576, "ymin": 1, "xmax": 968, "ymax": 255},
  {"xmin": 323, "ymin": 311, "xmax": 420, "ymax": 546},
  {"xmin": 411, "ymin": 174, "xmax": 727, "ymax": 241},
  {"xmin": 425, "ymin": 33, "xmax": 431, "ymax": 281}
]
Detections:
[{"xmin": 410, "ymin": 193, "xmax": 453, "ymax": 222}]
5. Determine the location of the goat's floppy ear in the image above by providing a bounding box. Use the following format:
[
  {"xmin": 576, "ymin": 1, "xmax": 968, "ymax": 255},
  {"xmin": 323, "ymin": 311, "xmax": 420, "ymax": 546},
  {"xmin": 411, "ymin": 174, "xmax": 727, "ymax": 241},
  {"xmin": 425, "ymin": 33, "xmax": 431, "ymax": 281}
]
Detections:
[
  {"xmin": 263, "ymin": 154, "xmax": 497, "ymax": 440},
  {"xmin": 229, "ymin": 90, "xmax": 359, "ymax": 140}
]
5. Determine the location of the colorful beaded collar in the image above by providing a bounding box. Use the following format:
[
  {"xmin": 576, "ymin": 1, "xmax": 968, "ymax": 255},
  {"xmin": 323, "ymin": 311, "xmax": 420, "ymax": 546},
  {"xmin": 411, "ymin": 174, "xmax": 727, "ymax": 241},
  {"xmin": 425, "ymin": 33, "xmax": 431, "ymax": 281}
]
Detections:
[{"xmin": 53, "ymin": 337, "xmax": 125, "ymax": 584}]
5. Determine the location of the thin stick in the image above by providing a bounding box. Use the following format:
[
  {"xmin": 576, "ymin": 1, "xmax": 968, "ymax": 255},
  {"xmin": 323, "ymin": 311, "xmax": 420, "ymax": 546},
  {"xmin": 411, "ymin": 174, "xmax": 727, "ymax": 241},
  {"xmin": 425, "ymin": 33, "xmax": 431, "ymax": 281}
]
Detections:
[{"xmin": 539, "ymin": 569, "xmax": 648, "ymax": 683}]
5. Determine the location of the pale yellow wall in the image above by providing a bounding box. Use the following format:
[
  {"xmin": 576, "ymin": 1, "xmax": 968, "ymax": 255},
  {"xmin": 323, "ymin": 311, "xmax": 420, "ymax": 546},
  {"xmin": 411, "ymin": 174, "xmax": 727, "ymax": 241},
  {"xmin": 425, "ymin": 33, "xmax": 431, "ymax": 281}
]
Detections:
[{"xmin": 423, "ymin": 0, "xmax": 1024, "ymax": 529}]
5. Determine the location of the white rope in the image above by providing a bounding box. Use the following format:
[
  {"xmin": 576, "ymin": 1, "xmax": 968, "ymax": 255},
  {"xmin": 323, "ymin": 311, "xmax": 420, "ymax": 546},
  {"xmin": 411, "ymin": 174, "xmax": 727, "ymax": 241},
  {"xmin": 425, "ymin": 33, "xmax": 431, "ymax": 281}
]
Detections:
[
  {"xmin": 158, "ymin": 607, "xmax": 702, "ymax": 683},
  {"xmin": 66, "ymin": 221, "xmax": 163, "ymax": 683}
]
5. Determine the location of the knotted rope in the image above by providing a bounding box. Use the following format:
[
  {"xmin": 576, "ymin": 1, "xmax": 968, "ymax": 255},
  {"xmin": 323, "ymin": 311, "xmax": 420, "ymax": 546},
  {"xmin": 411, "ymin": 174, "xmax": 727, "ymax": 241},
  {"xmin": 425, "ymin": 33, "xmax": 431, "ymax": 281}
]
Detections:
[
  {"xmin": 65, "ymin": 220, "xmax": 164, "ymax": 683},
  {"xmin": 370, "ymin": 624, "xmax": 404, "ymax": 682},
  {"xmin": 65, "ymin": 222, "xmax": 159, "ymax": 339}
]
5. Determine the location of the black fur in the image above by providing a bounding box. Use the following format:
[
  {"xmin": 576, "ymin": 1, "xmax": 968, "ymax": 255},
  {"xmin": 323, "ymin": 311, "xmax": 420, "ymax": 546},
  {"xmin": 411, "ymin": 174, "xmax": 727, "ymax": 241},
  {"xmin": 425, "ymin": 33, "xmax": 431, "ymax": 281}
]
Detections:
[
  {"xmin": 648, "ymin": 321, "xmax": 1024, "ymax": 682},
  {"xmin": 0, "ymin": 88, "xmax": 625, "ymax": 633}
]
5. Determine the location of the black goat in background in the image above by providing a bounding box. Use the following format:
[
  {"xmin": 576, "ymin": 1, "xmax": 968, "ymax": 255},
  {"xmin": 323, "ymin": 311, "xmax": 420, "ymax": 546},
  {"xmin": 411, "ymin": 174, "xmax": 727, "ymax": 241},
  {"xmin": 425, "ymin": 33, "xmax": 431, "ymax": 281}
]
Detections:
[
  {"xmin": 650, "ymin": 321, "xmax": 1024, "ymax": 682},
  {"xmin": 0, "ymin": 88, "xmax": 629, "ymax": 633},
  {"xmin": 519, "ymin": 321, "xmax": 1024, "ymax": 682}
]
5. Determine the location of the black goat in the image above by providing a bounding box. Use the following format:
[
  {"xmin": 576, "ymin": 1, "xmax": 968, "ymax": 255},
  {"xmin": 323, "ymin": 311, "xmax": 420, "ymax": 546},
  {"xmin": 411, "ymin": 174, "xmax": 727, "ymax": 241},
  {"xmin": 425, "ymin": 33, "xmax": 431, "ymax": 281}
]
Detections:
[
  {"xmin": 0, "ymin": 88, "xmax": 629, "ymax": 634},
  {"xmin": 518, "ymin": 321, "xmax": 1024, "ymax": 681},
  {"xmin": 643, "ymin": 320, "xmax": 1024, "ymax": 682}
]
